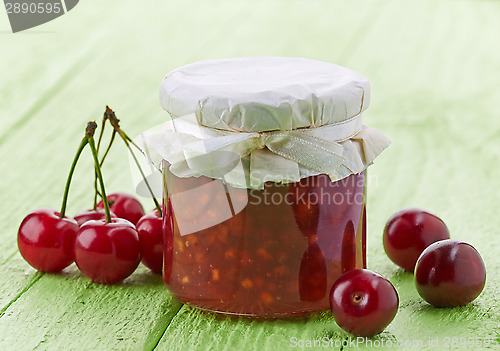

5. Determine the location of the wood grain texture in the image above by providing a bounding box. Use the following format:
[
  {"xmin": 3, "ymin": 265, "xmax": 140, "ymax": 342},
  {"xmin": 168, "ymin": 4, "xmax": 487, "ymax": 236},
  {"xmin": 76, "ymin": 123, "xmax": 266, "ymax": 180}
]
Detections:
[
  {"xmin": 0, "ymin": 263, "xmax": 182, "ymax": 351},
  {"xmin": 1, "ymin": 0, "xmax": 499, "ymax": 350}
]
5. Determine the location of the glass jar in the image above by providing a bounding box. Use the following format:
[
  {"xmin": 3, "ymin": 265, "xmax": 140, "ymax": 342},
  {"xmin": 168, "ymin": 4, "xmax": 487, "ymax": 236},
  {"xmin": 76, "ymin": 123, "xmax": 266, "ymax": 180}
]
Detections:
[
  {"xmin": 137, "ymin": 57, "xmax": 389, "ymax": 318},
  {"xmin": 162, "ymin": 167, "xmax": 366, "ymax": 317}
]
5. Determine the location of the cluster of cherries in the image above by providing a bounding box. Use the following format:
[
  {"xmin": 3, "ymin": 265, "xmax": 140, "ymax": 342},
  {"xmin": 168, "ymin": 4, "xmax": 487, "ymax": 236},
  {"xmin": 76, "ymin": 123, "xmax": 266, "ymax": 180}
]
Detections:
[
  {"xmin": 328, "ymin": 208, "xmax": 486, "ymax": 337},
  {"xmin": 18, "ymin": 109, "xmax": 164, "ymax": 284}
]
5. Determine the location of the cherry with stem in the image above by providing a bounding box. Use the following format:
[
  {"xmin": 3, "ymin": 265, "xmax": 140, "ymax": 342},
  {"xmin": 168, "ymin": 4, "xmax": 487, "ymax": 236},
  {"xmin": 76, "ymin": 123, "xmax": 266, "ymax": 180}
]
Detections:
[
  {"xmin": 18, "ymin": 122, "xmax": 97, "ymax": 272},
  {"xmin": 75, "ymin": 110, "xmax": 119, "ymax": 226},
  {"xmin": 73, "ymin": 125, "xmax": 141, "ymax": 284},
  {"xmin": 79, "ymin": 109, "xmax": 122, "ymax": 225},
  {"xmin": 76, "ymin": 113, "xmax": 113, "ymax": 225}
]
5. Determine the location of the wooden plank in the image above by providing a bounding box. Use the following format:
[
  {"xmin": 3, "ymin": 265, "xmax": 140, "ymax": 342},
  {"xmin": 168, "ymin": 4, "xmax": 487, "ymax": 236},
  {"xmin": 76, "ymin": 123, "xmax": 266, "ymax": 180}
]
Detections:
[
  {"xmin": 1, "ymin": 0, "xmax": 500, "ymax": 350},
  {"xmin": 0, "ymin": 3, "xmax": 122, "ymax": 141}
]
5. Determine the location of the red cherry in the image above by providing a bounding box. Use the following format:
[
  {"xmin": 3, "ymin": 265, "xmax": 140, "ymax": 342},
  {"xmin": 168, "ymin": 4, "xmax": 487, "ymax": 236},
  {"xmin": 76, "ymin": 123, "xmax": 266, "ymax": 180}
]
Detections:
[
  {"xmin": 329, "ymin": 269, "xmax": 399, "ymax": 337},
  {"xmin": 415, "ymin": 240, "xmax": 486, "ymax": 307},
  {"xmin": 73, "ymin": 218, "xmax": 141, "ymax": 284},
  {"xmin": 97, "ymin": 192, "xmax": 144, "ymax": 225},
  {"xmin": 18, "ymin": 208, "xmax": 79, "ymax": 272},
  {"xmin": 383, "ymin": 208, "xmax": 450, "ymax": 272},
  {"xmin": 74, "ymin": 208, "xmax": 117, "ymax": 227},
  {"xmin": 136, "ymin": 210, "xmax": 163, "ymax": 274}
]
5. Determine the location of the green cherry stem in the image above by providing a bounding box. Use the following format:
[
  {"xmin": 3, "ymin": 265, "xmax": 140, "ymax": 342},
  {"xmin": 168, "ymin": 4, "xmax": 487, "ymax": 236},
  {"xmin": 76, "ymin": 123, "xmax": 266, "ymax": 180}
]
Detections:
[
  {"xmin": 92, "ymin": 178, "xmax": 99, "ymax": 211},
  {"xmin": 92, "ymin": 111, "xmax": 108, "ymax": 210},
  {"xmin": 106, "ymin": 106, "xmax": 162, "ymax": 217},
  {"xmin": 59, "ymin": 123, "xmax": 95, "ymax": 218},
  {"xmin": 122, "ymin": 132, "xmax": 162, "ymax": 216},
  {"xmin": 92, "ymin": 129, "xmax": 116, "ymax": 209},
  {"xmin": 124, "ymin": 133, "xmax": 144, "ymax": 154},
  {"xmin": 96, "ymin": 114, "xmax": 106, "ymax": 153},
  {"xmin": 88, "ymin": 131, "xmax": 112, "ymax": 223},
  {"xmin": 99, "ymin": 130, "xmax": 116, "ymax": 167}
]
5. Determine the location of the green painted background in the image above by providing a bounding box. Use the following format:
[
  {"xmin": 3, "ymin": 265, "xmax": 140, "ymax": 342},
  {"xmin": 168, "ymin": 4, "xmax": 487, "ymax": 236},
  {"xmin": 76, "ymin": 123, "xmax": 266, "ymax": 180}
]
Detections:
[{"xmin": 1, "ymin": 0, "xmax": 499, "ymax": 350}]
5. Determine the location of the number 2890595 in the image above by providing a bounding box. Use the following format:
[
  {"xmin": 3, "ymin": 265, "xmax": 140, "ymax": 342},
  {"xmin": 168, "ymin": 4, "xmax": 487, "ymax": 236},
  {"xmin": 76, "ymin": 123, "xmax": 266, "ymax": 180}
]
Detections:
[{"xmin": 5, "ymin": 2, "xmax": 62, "ymax": 14}]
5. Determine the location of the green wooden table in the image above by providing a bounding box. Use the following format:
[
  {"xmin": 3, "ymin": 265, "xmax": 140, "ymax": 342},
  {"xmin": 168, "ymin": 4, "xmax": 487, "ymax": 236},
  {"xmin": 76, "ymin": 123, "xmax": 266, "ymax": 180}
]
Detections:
[{"xmin": 1, "ymin": 0, "xmax": 500, "ymax": 349}]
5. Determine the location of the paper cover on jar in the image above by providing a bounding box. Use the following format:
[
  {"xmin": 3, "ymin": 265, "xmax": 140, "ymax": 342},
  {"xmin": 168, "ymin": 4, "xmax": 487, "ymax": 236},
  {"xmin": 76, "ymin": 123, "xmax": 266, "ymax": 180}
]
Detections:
[
  {"xmin": 160, "ymin": 57, "xmax": 370, "ymax": 132},
  {"xmin": 134, "ymin": 57, "xmax": 390, "ymax": 191}
]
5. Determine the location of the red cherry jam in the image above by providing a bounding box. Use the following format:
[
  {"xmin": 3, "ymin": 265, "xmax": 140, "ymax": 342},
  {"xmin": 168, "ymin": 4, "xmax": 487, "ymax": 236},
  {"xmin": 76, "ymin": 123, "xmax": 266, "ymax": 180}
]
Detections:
[{"xmin": 162, "ymin": 169, "xmax": 366, "ymax": 317}]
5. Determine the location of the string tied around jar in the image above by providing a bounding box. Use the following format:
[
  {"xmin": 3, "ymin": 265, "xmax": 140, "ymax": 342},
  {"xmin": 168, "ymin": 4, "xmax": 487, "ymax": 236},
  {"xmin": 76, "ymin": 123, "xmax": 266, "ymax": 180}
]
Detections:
[
  {"xmin": 255, "ymin": 132, "xmax": 269, "ymax": 150},
  {"xmin": 134, "ymin": 112, "xmax": 390, "ymax": 190}
]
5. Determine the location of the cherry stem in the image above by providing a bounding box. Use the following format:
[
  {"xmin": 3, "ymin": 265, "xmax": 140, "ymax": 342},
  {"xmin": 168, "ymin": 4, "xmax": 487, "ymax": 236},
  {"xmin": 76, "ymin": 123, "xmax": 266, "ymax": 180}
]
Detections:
[
  {"xmin": 124, "ymin": 134, "xmax": 162, "ymax": 216},
  {"xmin": 124, "ymin": 133, "xmax": 143, "ymax": 153},
  {"xmin": 88, "ymin": 134, "xmax": 112, "ymax": 223},
  {"xmin": 96, "ymin": 114, "xmax": 106, "ymax": 154},
  {"xmin": 59, "ymin": 137, "xmax": 89, "ymax": 218},
  {"xmin": 92, "ymin": 112, "xmax": 109, "ymax": 209},
  {"xmin": 106, "ymin": 106, "xmax": 162, "ymax": 217},
  {"xmin": 121, "ymin": 133, "xmax": 147, "ymax": 158},
  {"xmin": 100, "ymin": 130, "xmax": 116, "ymax": 167},
  {"xmin": 92, "ymin": 187, "xmax": 98, "ymax": 210},
  {"xmin": 92, "ymin": 129, "xmax": 116, "ymax": 209}
]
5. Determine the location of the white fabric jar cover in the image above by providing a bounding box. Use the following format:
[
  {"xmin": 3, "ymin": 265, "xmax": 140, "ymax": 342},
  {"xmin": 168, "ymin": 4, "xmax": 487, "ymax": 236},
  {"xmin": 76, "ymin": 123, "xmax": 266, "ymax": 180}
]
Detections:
[{"xmin": 136, "ymin": 57, "xmax": 390, "ymax": 191}]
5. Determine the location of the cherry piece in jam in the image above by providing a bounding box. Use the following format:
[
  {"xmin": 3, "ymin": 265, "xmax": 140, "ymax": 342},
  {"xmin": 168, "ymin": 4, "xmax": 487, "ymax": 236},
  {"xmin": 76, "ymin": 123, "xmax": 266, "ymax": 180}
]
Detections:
[
  {"xmin": 383, "ymin": 208, "xmax": 450, "ymax": 272},
  {"xmin": 329, "ymin": 269, "xmax": 398, "ymax": 337},
  {"xmin": 415, "ymin": 240, "xmax": 486, "ymax": 307},
  {"xmin": 290, "ymin": 178, "xmax": 319, "ymax": 240},
  {"xmin": 299, "ymin": 243, "xmax": 327, "ymax": 301}
]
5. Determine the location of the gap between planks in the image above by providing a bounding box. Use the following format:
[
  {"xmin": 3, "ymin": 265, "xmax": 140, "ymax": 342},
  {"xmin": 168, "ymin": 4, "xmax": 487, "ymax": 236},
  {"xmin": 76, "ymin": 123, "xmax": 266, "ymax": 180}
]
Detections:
[
  {"xmin": 146, "ymin": 303, "xmax": 185, "ymax": 351},
  {"xmin": 0, "ymin": 272, "xmax": 43, "ymax": 317},
  {"xmin": 1, "ymin": 250, "xmax": 17, "ymax": 266}
]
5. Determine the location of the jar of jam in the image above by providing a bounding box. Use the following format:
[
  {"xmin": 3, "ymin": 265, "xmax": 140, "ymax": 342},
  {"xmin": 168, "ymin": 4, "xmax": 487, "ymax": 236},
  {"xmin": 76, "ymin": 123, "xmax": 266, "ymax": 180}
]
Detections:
[{"xmin": 141, "ymin": 57, "xmax": 390, "ymax": 317}]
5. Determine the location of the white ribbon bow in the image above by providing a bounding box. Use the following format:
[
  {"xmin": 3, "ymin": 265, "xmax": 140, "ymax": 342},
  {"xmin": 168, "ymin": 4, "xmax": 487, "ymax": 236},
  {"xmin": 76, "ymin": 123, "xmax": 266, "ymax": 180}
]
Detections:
[{"xmin": 137, "ymin": 113, "xmax": 390, "ymax": 189}]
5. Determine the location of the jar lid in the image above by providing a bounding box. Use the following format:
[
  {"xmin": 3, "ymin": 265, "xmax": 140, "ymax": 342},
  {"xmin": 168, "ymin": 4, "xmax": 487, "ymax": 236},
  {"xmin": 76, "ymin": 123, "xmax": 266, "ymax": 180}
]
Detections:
[
  {"xmin": 136, "ymin": 57, "xmax": 390, "ymax": 190},
  {"xmin": 160, "ymin": 57, "xmax": 370, "ymax": 132}
]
